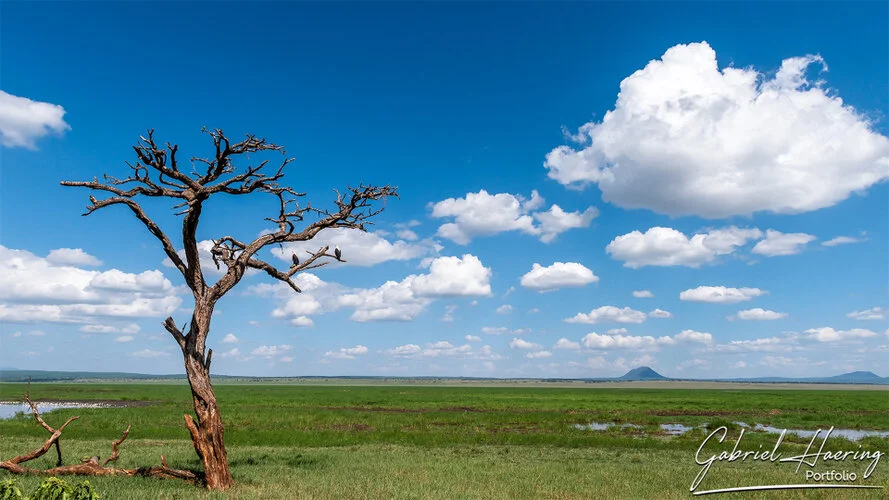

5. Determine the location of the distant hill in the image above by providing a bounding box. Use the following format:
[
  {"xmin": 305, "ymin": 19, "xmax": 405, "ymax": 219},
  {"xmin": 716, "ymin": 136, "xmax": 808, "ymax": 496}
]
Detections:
[
  {"xmin": 618, "ymin": 367, "xmax": 668, "ymax": 381},
  {"xmin": 724, "ymin": 371, "xmax": 889, "ymax": 385},
  {"xmin": 1, "ymin": 367, "xmax": 886, "ymax": 385},
  {"xmin": 0, "ymin": 369, "xmax": 187, "ymax": 382}
]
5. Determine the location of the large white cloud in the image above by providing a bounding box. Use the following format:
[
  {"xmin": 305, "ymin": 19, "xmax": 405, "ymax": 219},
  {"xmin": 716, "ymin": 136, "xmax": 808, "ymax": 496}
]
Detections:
[
  {"xmin": 0, "ymin": 245, "xmax": 182, "ymax": 323},
  {"xmin": 429, "ymin": 190, "xmax": 595, "ymax": 244},
  {"xmin": 679, "ymin": 286, "xmax": 765, "ymax": 304},
  {"xmin": 520, "ymin": 262, "xmax": 598, "ymax": 292},
  {"xmin": 543, "ymin": 42, "xmax": 889, "ymax": 218},
  {"xmin": 751, "ymin": 230, "xmax": 816, "ymax": 256},
  {"xmin": 252, "ymin": 254, "xmax": 491, "ymax": 323},
  {"xmin": 0, "ymin": 90, "xmax": 70, "ymax": 149},
  {"xmin": 606, "ymin": 226, "xmax": 763, "ymax": 268},
  {"xmin": 565, "ymin": 306, "xmax": 647, "ymax": 324},
  {"xmin": 271, "ymin": 228, "xmax": 440, "ymax": 267}
]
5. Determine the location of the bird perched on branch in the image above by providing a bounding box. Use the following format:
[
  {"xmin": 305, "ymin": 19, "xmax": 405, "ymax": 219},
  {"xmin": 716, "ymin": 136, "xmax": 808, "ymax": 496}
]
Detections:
[
  {"xmin": 334, "ymin": 245, "xmax": 342, "ymax": 260},
  {"xmin": 291, "ymin": 253, "xmax": 299, "ymax": 266}
]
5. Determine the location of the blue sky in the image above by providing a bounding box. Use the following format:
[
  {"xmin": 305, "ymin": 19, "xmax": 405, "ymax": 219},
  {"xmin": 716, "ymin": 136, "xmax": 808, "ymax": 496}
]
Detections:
[{"xmin": 1, "ymin": 2, "xmax": 887, "ymax": 378}]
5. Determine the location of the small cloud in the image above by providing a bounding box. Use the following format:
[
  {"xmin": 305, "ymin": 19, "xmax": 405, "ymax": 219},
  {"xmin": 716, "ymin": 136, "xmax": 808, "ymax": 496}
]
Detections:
[
  {"xmin": 131, "ymin": 349, "xmax": 171, "ymax": 358},
  {"xmin": 46, "ymin": 248, "xmax": 102, "ymax": 267},
  {"xmin": 822, "ymin": 236, "xmax": 865, "ymax": 247},
  {"xmin": 396, "ymin": 229, "xmax": 419, "ymax": 241},
  {"xmin": 442, "ymin": 305, "xmax": 458, "ymax": 322},
  {"xmin": 804, "ymin": 327, "xmax": 877, "ymax": 342},
  {"xmin": 114, "ymin": 335, "xmax": 134, "ymax": 343},
  {"xmin": 679, "ymin": 286, "xmax": 766, "ymax": 304},
  {"xmin": 324, "ymin": 345, "xmax": 369, "ymax": 360},
  {"xmin": 751, "ymin": 230, "xmax": 816, "ymax": 257},
  {"xmin": 0, "ymin": 90, "xmax": 71, "ymax": 149},
  {"xmin": 847, "ymin": 307, "xmax": 885, "ymax": 321},
  {"xmin": 633, "ymin": 290, "xmax": 654, "ymax": 298},
  {"xmin": 553, "ymin": 338, "xmax": 580, "ymax": 350},
  {"xmin": 496, "ymin": 304, "xmax": 512, "ymax": 314},
  {"xmin": 465, "ymin": 335, "xmax": 482, "ymax": 342},
  {"xmin": 509, "ymin": 338, "xmax": 542, "ymax": 350},
  {"xmin": 289, "ymin": 316, "xmax": 314, "ymax": 327},
  {"xmin": 565, "ymin": 306, "xmax": 647, "ymax": 324},
  {"xmin": 252, "ymin": 345, "xmax": 293, "ymax": 358},
  {"xmin": 729, "ymin": 308, "xmax": 788, "ymax": 321},
  {"xmin": 221, "ymin": 333, "xmax": 239, "ymax": 344},
  {"xmin": 648, "ymin": 308, "xmax": 672, "ymax": 319},
  {"xmin": 219, "ymin": 348, "xmax": 241, "ymax": 359},
  {"xmin": 526, "ymin": 351, "xmax": 553, "ymax": 359}
]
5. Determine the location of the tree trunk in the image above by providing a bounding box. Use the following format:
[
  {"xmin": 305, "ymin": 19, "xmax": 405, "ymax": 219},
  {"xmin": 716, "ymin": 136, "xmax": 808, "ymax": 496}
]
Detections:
[{"xmin": 182, "ymin": 313, "xmax": 234, "ymax": 490}]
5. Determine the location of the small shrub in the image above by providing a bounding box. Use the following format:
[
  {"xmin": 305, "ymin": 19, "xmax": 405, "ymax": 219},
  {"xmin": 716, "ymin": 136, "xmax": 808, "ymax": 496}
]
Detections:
[
  {"xmin": 0, "ymin": 480, "xmax": 25, "ymax": 500},
  {"xmin": 25, "ymin": 477, "xmax": 100, "ymax": 500}
]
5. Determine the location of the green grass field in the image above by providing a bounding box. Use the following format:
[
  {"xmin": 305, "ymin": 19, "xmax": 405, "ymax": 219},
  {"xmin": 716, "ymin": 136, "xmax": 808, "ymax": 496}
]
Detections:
[{"xmin": 0, "ymin": 382, "xmax": 886, "ymax": 499}]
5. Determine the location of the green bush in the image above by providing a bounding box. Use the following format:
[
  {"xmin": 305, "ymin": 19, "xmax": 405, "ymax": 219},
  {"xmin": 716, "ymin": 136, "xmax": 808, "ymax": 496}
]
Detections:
[
  {"xmin": 0, "ymin": 480, "xmax": 25, "ymax": 500},
  {"xmin": 0, "ymin": 478, "xmax": 99, "ymax": 500}
]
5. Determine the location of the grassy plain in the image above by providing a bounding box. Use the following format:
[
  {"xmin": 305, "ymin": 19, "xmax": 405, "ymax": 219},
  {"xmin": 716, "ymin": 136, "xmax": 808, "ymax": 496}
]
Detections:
[{"xmin": 0, "ymin": 382, "xmax": 886, "ymax": 499}]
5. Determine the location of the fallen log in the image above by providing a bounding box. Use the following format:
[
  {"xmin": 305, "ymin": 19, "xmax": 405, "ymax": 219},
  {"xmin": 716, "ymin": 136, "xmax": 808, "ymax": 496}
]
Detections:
[{"xmin": 0, "ymin": 383, "xmax": 203, "ymax": 486}]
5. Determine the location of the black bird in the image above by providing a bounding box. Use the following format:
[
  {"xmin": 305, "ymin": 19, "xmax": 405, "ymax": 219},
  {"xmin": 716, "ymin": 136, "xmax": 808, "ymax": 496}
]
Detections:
[
  {"xmin": 291, "ymin": 253, "xmax": 299, "ymax": 266},
  {"xmin": 334, "ymin": 245, "xmax": 342, "ymax": 260}
]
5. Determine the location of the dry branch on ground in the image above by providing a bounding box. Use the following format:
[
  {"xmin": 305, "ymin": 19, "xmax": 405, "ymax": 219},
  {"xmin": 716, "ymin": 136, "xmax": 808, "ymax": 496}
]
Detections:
[{"xmin": 0, "ymin": 385, "xmax": 202, "ymax": 485}]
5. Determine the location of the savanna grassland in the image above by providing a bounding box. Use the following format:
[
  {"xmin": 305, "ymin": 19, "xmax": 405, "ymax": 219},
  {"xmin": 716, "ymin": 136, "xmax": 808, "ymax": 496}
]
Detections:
[{"xmin": 0, "ymin": 382, "xmax": 886, "ymax": 499}]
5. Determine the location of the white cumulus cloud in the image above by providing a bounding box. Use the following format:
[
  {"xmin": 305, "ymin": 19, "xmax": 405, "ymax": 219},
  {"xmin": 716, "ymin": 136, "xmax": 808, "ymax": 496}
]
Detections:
[
  {"xmin": 520, "ymin": 262, "xmax": 599, "ymax": 292},
  {"xmin": 846, "ymin": 307, "xmax": 885, "ymax": 321},
  {"xmin": 46, "ymin": 248, "xmax": 102, "ymax": 267},
  {"xmin": 804, "ymin": 327, "xmax": 877, "ymax": 343},
  {"xmin": 509, "ymin": 338, "xmax": 542, "ymax": 350},
  {"xmin": 751, "ymin": 230, "xmax": 816, "ymax": 256},
  {"xmin": 606, "ymin": 226, "xmax": 763, "ymax": 268},
  {"xmin": 429, "ymin": 190, "xmax": 595, "ymax": 244},
  {"xmin": 564, "ymin": 306, "xmax": 647, "ymax": 324},
  {"xmin": 732, "ymin": 308, "xmax": 788, "ymax": 321},
  {"xmin": 543, "ymin": 41, "xmax": 889, "ymax": 218},
  {"xmin": 679, "ymin": 286, "xmax": 765, "ymax": 304},
  {"xmin": 0, "ymin": 90, "xmax": 70, "ymax": 149},
  {"xmin": 581, "ymin": 332, "xmax": 674, "ymax": 350}
]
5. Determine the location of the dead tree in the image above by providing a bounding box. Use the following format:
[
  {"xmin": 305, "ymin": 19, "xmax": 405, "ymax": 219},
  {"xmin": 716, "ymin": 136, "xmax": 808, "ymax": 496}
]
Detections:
[
  {"xmin": 55, "ymin": 128, "xmax": 397, "ymax": 490},
  {"xmin": 0, "ymin": 384, "xmax": 201, "ymax": 484}
]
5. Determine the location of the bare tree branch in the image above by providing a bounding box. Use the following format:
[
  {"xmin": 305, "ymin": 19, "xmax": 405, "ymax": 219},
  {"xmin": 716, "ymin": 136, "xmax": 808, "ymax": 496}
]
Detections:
[{"xmin": 60, "ymin": 128, "xmax": 397, "ymax": 490}]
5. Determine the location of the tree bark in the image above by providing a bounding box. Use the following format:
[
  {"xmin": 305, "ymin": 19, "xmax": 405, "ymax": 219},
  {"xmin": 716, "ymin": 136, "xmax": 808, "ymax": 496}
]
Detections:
[{"xmin": 181, "ymin": 307, "xmax": 234, "ymax": 491}]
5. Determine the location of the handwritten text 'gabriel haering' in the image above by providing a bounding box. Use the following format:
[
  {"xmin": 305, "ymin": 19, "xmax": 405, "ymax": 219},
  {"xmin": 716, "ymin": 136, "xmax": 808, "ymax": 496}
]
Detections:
[{"xmin": 691, "ymin": 426, "xmax": 883, "ymax": 495}]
